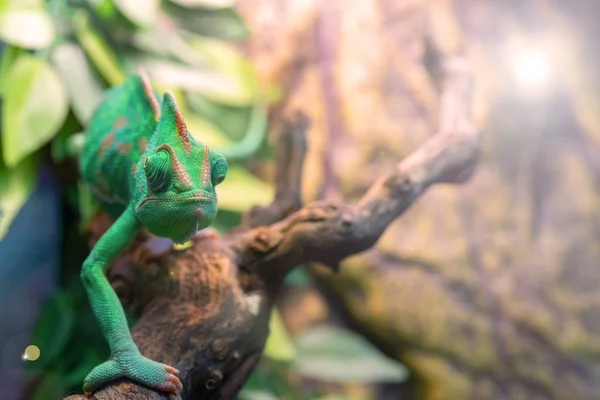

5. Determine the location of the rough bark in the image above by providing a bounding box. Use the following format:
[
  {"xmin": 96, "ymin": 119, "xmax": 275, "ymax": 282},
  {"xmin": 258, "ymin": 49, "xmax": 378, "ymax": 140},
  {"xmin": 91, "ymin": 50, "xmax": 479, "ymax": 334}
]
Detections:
[{"xmin": 63, "ymin": 43, "xmax": 479, "ymax": 398}]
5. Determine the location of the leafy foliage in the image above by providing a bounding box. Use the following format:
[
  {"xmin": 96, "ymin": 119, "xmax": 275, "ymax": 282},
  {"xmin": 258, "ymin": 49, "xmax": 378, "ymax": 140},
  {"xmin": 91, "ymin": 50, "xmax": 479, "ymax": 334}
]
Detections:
[
  {"xmin": 0, "ymin": 0, "xmax": 272, "ymax": 241},
  {"xmin": 292, "ymin": 326, "xmax": 409, "ymax": 383},
  {"xmin": 240, "ymin": 315, "xmax": 409, "ymax": 400},
  {"xmin": 2, "ymin": 54, "xmax": 69, "ymax": 167},
  {"xmin": 0, "ymin": 153, "xmax": 39, "ymax": 238},
  {"xmin": 0, "ymin": 0, "xmax": 55, "ymax": 49},
  {"xmin": 263, "ymin": 309, "xmax": 297, "ymax": 362}
]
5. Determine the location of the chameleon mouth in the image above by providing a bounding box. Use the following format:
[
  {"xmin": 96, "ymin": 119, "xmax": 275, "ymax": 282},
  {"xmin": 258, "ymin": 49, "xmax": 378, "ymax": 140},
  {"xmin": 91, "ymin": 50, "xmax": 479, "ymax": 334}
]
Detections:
[
  {"xmin": 135, "ymin": 192, "xmax": 217, "ymax": 243},
  {"xmin": 136, "ymin": 194, "xmax": 215, "ymax": 210}
]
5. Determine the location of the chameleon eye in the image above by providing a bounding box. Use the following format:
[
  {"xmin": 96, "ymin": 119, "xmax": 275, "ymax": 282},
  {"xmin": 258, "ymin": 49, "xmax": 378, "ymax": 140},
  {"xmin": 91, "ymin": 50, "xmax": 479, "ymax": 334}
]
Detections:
[
  {"xmin": 144, "ymin": 151, "xmax": 171, "ymax": 192},
  {"xmin": 211, "ymin": 159, "xmax": 228, "ymax": 186}
]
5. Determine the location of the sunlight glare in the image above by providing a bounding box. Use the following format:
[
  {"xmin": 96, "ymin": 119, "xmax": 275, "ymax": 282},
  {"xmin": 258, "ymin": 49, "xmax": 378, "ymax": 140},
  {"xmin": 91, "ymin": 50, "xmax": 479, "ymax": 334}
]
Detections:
[{"xmin": 513, "ymin": 50, "xmax": 551, "ymax": 88}]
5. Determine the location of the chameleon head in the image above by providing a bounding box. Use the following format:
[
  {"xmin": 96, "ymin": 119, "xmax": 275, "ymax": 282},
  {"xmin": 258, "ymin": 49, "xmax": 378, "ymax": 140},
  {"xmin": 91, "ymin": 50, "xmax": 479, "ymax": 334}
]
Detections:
[{"xmin": 134, "ymin": 91, "xmax": 228, "ymax": 244}]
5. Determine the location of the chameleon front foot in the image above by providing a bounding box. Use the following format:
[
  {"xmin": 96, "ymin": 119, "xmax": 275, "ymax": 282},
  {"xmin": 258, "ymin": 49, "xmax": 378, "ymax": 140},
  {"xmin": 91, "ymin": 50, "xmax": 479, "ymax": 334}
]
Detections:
[{"xmin": 83, "ymin": 352, "xmax": 183, "ymax": 395}]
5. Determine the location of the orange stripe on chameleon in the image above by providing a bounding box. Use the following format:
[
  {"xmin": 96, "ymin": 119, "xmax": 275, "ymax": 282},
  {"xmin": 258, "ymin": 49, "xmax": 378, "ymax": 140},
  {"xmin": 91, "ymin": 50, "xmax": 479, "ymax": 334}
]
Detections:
[
  {"xmin": 156, "ymin": 143, "xmax": 192, "ymax": 187},
  {"xmin": 116, "ymin": 142, "xmax": 133, "ymax": 156},
  {"xmin": 202, "ymin": 145, "xmax": 211, "ymax": 186},
  {"xmin": 97, "ymin": 132, "xmax": 116, "ymax": 162},
  {"xmin": 96, "ymin": 170, "xmax": 113, "ymax": 197},
  {"xmin": 113, "ymin": 116, "xmax": 128, "ymax": 130},
  {"xmin": 137, "ymin": 137, "xmax": 148, "ymax": 153},
  {"xmin": 138, "ymin": 68, "xmax": 161, "ymax": 122},
  {"xmin": 165, "ymin": 90, "xmax": 192, "ymax": 157}
]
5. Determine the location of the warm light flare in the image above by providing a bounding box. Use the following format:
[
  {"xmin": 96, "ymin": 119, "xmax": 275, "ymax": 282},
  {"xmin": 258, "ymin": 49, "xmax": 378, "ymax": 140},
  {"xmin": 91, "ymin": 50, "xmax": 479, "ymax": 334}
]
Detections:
[
  {"xmin": 22, "ymin": 345, "xmax": 40, "ymax": 361},
  {"xmin": 512, "ymin": 50, "xmax": 551, "ymax": 88}
]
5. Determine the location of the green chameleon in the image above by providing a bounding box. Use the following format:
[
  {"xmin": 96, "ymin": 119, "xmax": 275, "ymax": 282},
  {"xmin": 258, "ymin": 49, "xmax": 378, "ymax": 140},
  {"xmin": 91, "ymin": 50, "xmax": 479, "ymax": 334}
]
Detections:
[{"xmin": 77, "ymin": 69, "xmax": 233, "ymax": 394}]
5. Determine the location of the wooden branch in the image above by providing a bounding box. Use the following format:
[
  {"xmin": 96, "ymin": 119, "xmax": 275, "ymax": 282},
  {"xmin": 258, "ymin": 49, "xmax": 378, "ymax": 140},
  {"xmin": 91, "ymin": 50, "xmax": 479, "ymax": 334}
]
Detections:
[
  {"xmin": 232, "ymin": 54, "xmax": 480, "ymax": 281},
  {"xmin": 64, "ymin": 379, "xmax": 173, "ymax": 400}
]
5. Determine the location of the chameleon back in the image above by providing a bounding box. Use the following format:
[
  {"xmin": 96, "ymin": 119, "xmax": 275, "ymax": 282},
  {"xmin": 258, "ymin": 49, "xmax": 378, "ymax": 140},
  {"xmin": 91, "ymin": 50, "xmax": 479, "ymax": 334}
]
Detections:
[{"xmin": 80, "ymin": 74, "xmax": 160, "ymax": 217}]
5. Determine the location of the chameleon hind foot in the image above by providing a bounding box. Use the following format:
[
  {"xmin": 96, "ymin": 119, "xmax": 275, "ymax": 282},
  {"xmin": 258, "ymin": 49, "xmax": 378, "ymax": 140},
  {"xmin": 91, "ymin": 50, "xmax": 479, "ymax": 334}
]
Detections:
[{"xmin": 83, "ymin": 352, "xmax": 183, "ymax": 395}]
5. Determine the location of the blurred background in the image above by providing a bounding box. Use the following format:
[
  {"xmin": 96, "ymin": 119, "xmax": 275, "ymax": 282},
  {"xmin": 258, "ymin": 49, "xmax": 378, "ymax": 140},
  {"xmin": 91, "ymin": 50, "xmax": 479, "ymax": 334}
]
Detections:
[{"xmin": 1, "ymin": 0, "xmax": 600, "ymax": 399}]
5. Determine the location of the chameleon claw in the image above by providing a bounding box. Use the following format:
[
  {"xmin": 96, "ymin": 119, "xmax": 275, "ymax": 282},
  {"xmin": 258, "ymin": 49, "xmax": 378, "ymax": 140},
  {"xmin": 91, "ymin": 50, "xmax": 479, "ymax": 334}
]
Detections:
[
  {"xmin": 168, "ymin": 374, "xmax": 184, "ymax": 390},
  {"xmin": 155, "ymin": 374, "xmax": 183, "ymax": 393},
  {"xmin": 162, "ymin": 363, "xmax": 180, "ymax": 374},
  {"xmin": 156, "ymin": 382, "xmax": 179, "ymax": 394}
]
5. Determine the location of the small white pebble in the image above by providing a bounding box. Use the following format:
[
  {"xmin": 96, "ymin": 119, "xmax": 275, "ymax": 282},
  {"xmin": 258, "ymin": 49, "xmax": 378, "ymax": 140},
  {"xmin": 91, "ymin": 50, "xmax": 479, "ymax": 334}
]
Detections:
[{"xmin": 245, "ymin": 294, "xmax": 262, "ymax": 316}]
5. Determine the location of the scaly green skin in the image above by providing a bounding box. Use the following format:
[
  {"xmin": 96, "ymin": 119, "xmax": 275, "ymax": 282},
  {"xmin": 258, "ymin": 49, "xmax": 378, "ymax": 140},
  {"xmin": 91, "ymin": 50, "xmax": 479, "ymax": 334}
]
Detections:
[{"xmin": 78, "ymin": 70, "xmax": 228, "ymax": 395}]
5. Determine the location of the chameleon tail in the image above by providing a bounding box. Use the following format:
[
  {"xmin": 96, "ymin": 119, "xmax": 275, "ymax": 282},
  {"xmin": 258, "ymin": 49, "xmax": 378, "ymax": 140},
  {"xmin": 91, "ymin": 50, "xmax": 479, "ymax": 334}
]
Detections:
[{"xmin": 217, "ymin": 100, "xmax": 268, "ymax": 162}]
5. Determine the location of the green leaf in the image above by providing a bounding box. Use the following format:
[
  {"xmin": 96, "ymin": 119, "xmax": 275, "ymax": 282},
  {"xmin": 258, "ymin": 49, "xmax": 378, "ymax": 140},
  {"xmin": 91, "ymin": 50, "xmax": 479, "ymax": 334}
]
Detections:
[
  {"xmin": 163, "ymin": 2, "xmax": 250, "ymax": 41},
  {"xmin": 211, "ymin": 209, "xmax": 242, "ymax": 234},
  {"xmin": 185, "ymin": 34, "xmax": 254, "ymax": 76},
  {"xmin": 312, "ymin": 397, "xmax": 352, "ymax": 400},
  {"xmin": 185, "ymin": 112, "xmax": 233, "ymax": 147},
  {"xmin": 216, "ymin": 101, "xmax": 268, "ymax": 161},
  {"xmin": 238, "ymin": 390, "xmax": 280, "ymax": 400},
  {"xmin": 0, "ymin": 44, "xmax": 21, "ymax": 93},
  {"xmin": 0, "ymin": 154, "xmax": 39, "ymax": 240},
  {"xmin": 29, "ymin": 291, "xmax": 76, "ymax": 369},
  {"xmin": 63, "ymin": 348, "xmax": 106, "ymax": 387},
  {"xmin": 139, "ymin": 59, "xmax": 253, "ymax": 106},
  {"xmin": 184, "ymin": 34, "xmax": 260, "ymax": 105},
  {"xmin": 186, "ymin": 94, "xmax": 253, "ymax": 140},
  {"xmin": 50, "ymin": 114, "xmax": 84, "ymax": 164},
  {"xmin": 263, "ymin": 309, "xmax": 296, "ymax": 362},
  {"xmin": 72, "ymin": 11, "xmax": 126, "ymax": 86},
  {"xmin": 293, "ymin": 326, "xmax": 410, "ymax": 383},
  {"xmin": 169, "ymin": 0, "xmax": 234, "ymax": 9},
  {"xmin": 130, "ymin": 30, "xmax": 179, "ymax": 59},
  {"xmin": 113, "ymin": 0, "xmax": 159, "ymax": 26},
  {"xmin": 51, "ymin": 43, "xmax": 104, "ymax": 124},
  {"xmin": 215, "ymin": 165, "xmax": 273, "ymax": 212},
  {"xmin": 30, "ymin": 372, "xmax": 66, "ymax": 400},
  {"xmin": 0, "ymin": 0, "xmax": 55, "ymax": 49},
  {"xmin": 2, "ymin": 55, "xmax": 69, "ymax": 167},
  {"xmin": 238, "ymin": 365, "xmax": 289, "ymax": 400},
  {"xmin": 77, "ymin": 181, "xmax": 96, "ymax": 230}
]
